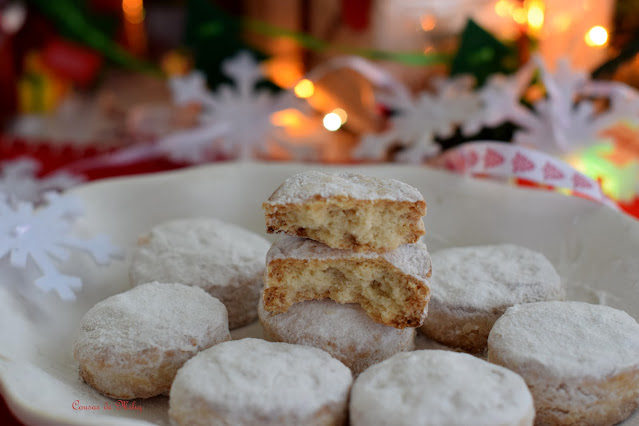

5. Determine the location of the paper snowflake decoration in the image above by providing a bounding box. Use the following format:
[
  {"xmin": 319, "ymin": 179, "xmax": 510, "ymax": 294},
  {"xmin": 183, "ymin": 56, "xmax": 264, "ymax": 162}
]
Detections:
[
  {"xmin": 586, "ymin": 80, "xmax": 639, "ymax": 128},
  {"xmin": 168, "ymin": 71, "xmax": 209, "ymax": 106},
  {"xmin": 512, "ymin": 56, "xmax": 621, "ymax": 155},
  {"xmin": 354, "ymin": 75, "xmax": 480, "ymax": 163},
  {"xmin": 462, "ymin": 61, "xmax": 536, "ymax": 135},
  {"xmin": 0, "ymin": 158, "xmax": 82, "ymax": 203},
  {"xmin": 159, "ymin": 51, "xmax": 303, "ymax": 161},
  {"xmin": 0, "ymin": 193, "xmax": 121, "ymax": 301}
]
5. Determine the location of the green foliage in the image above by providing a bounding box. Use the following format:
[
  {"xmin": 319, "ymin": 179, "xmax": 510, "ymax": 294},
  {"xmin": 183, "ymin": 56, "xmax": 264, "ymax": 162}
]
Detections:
[
  {"xmin": 184, "ymin": 0, "xmax": 265, "ymax": 88},
  {"xmin": 29, "ymin": 0, "xmax": 158, "ymax": 73},
  {"xmin": 451, "ymin": 19, "xmax": 518, "ymax": 85}
]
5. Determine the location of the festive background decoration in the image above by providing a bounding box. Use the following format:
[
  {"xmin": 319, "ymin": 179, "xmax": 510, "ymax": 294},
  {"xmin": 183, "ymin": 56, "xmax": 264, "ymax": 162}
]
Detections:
[
  {"xmin": 1, "ymin": 1, "xmax": 639, "ymax": 242},
  {"xmin": 442, "ymin": 141, "xmax": 619, "ymax": 208},
  {"xmin": 0, "ymin": 157, "xmax": 82, "ymax": 203},
  {"xmin": 158, "ymin": 51, "xmax": 304, "ymax": 161},
  {"xmin": 0, "ymin": 192, "xmax": 121, "ymax": 300}
]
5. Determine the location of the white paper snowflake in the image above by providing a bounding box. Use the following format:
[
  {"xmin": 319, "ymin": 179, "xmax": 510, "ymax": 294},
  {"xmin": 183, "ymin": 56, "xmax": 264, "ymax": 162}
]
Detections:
[
  {"xmin": 168, "ymin": 70, "xmax": 209, "ymax": 106},
  {"xmin": 462, "ymin": 61, "xmax": 536, "ymax": 136},
  {"xmin": 513, "ymin": 56, "xmax": 618, "ymax": 155},
  {"xmin": 0, "ymin": 193, "xmax": 121, "ymax": 301},
  {"xmin": 159, "ymin": 51, "xmax": 304, "ymax": 161},
  {"xmin": 354, "ymin": 75, "xmax": 480, "ymax": 163},
  {"xmin": 0, "ymin": 158, "xmax": 83, "ymax": 203},
  {"xmin": 586, "ymin": 80, "xmax": 639, "ymax": 127}
]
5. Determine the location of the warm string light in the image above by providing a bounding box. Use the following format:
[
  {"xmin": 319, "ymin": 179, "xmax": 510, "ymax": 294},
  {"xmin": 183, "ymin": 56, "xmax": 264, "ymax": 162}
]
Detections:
[
  {"xmin": 585, "ymin": 26, "xmax": 608, "ymax": 47},
  {"xmin": 420, "ymin": 14, "xmax": 437, "ymax": 32},
  {"xmin": 294, "ymin": 79, "xmax": 315, "ymax": 98},
  {"xmin": 494, "ymin": 0, "xmax": 514, "ymax": 17},
  {"xmin": 494, "ymin": 0, "xmax": 544, "ymax": 32},
  {"xmin": 526, "ymin": 1, "xmax": 544, "ymax": 31},
  {"xmin": 323, "ymin": 108, "xmax": 347, "ymax": 132},
  {"xmin": 122, "ymin": 0, "xmax": 146, "ymax": 55},
  {"xmin": 332, "ymin": 108, "xmax": 348, "ymax": 124},
  {"xmin": 512, "ymin": 7, "xmax": 527, "ymax": 25},
  {"xmin": 123, "ymin": 0, "xmax": 144, "ymax": 24},
  {"xmin": 323, "ymin": 113, "xmax": 342, "ymax": 131},
  {"xmin": 291, "ymin": 79, "xmax": 348, "ymax": 132},
  {"xmin": 271, "ymin": 108, "xmax": 305, "ymax": 127}
]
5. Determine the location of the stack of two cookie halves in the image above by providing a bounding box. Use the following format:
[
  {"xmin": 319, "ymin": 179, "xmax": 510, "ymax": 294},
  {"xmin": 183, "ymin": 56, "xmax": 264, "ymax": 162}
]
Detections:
[{"xmin": 258, "ymin": 171, "xmax": 432, "ymax": 376}]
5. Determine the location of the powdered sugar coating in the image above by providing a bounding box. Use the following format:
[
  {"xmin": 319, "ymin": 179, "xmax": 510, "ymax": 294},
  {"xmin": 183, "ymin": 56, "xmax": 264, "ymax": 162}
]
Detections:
[
  {"xmin": 131, "ymin": 218, "xmax": 270, "ymax": 291},
  {"xmin": 264, "ymin": 171, "xmax": 424, "ymax": 205},
  {"xmin": 258, "ymin": 298, "xmax": 415, "ymax": 375},
  {"xmin": 74, "ymin": 282, "xmax": 229, "ymax": 360},
  {"xmin": 73, "ymin": 282, "xmax": 230, "ymax": 397},
  {"xmin": 169, "ymin": 338, "xmax": 352, "ymax": 424},
  {"xmin": 130, "ymin": 217, "xmax": 271, "ymax": 328},
  {"xmin": 350, "ymin": 350, "xmax": 534, "ymax": 426},
  {"xmin": 267, "ymin": 236, "xmax": 431, "ymax": 281},
  {"xmin": 488, "ymin": 301, "xmax": 639, "ymax": 379},
  {"xmin": 429, "ymin": 244, "xmax": 562, "ymax": 311}
]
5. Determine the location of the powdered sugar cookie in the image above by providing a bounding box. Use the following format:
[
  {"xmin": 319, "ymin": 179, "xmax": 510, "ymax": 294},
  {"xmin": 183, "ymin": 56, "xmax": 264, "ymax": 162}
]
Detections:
[
  {"xmin": 488, "ymin": 301, "xmax": 639, "ymax": 425},
  {"xmin": 350, "ymin": 350, "xmax": 535, "ymax": 426},
  {"xmin": 169, "ymin": 338, "xmax": 352, "ymax": 426},
  {"xmin": 420, "ymin": 244, "xmax": 562, "ymax": 352},
  {"xmin": 263, "ymin": 236, "xmax": 431, "ymax": 328},
  {"xmin": 130, "ymin": 218, "xmax": 271, "ymax": 329},
  {"xmin": 73, "ymin": 282, "xmax": 230, "ymax": 399},
  {"xmin": 258, "ymin": 296, "xmax": 415, "ymax": 376},
  {"xmin": 263, "ymin": 171, "xmax": 426, "ymax": 253}
]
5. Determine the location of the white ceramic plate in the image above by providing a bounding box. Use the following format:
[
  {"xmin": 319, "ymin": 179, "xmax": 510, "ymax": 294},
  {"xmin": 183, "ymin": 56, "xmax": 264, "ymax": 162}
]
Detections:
[{"xmin": 1, "ymin": 162, "xmax": 638, "ymax": 425}]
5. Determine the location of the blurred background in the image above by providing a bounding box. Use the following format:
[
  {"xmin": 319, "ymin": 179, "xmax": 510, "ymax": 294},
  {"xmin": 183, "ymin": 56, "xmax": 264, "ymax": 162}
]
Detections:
[{"xmin": 1, "ymin": 0, "xmax": 639, "ymax": 215}]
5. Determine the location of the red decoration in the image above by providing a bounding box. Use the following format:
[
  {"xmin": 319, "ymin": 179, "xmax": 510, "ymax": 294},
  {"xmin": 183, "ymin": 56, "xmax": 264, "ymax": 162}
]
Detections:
[
  {"xmin": 572, "ymin": 173, "xmax": 594, "ymax": 189},
  {"xmin": 619, "ymin": 197, "xmax": 639, "ymax": 218},
  {"xmin": 542, "ymin": 162, "xmax": 565, "ymax": 180},
  {"xmin": 484, "ymin": 148, "xmax": 504, "ymax": 168},
  {"xmin": 41, "ymin": 38, "xmax": 103, "ymax": 88},
  {"xmin": 0, "ymin": 38, "xmax": 17, "ymax": 122},
  {"xmin": 341, "ymin": 0, "xmax": 372, "ymax": 31},
  {"xmin": 512, "ymin": 152, "xmax": 535, "ymax": 173},
  {"xmin": 467, "ymin": 149, "xmax": 478, "ymax": 167}
]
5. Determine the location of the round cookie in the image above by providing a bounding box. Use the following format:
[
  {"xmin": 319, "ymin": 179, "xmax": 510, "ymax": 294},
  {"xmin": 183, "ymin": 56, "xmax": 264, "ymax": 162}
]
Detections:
[
  {"xmin": 129, "ymin": 217, "xmax": 271, "ymax": 329},
  {"xmin": 350, "ymin": 350, "xmax": 535, "ymax": 426},
  {"xmin": 258, "ymin": 297, "xmax": 415, "ymax": 376},
  {"xmin": 169, "ymin": 338, "xmax": 353, "ymax": 426},
  {"xmin": 73, "ymin": 282, "xmax": 230, "ymax": 399},
  {"xmin": 488, "ymin": 301, "xmax": 639, "ymax": 426},
  {"xmin": 420, "ymin": 244, "xmax": 562, "ymax": 352}
]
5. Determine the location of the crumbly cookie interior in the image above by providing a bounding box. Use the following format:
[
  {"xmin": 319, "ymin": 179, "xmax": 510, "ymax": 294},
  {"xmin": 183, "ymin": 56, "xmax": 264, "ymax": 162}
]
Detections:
[
  {"xmin": 265, "ymin": 198, "xmax": 425, "ymax": 253},
  {"xmin": 264, "ymin": 258, "xmax": 429, "ymax": 328}
]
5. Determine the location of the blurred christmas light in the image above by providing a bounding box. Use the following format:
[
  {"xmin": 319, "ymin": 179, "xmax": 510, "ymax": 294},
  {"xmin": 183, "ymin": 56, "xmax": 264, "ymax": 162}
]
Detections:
[
  {"xmin": 161, "ymin": 51, "xmax": 191, "ymax": 76},
  {"xmin": 333, "ymin": 108, "xmax": 348, "ymax": 124},
  {"xmin": 494, "ymin": 0, "xmax": 513, "ymax": 17},
  {"xmin": 420, "ymin": 14, "xmax": 437, "ymax": 31},
  {"xmin": 513, "ymin": 7, "xmax": 528, "ymax": 25},
  {"xmin": 527, "ymin": 2, "xmax": 544, "ymax": 31},
  {"xmin": 323, "ymin": 113, "xmax": 342, "ymax": 131},
  {"xmin": 122, "ymin": 0, "xmax": 146, "ymax": 55},
  {"xmin": 123, "ymin": 0, "xmax": 144, "ymax": 24},
  {"xmin": 585, "ymin": 26, "xmax": 608, "ymax": 47},
  {"xmin": 263, "ymin": 58, "xmax": 304, "ymax": 89},
  {"xmin": 294, "ymin": 79, "xmax": 315, "ymax": 98},
  {"xmin": 271, "ymin": 109, "xmax": 304, "ymax": 127}
]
